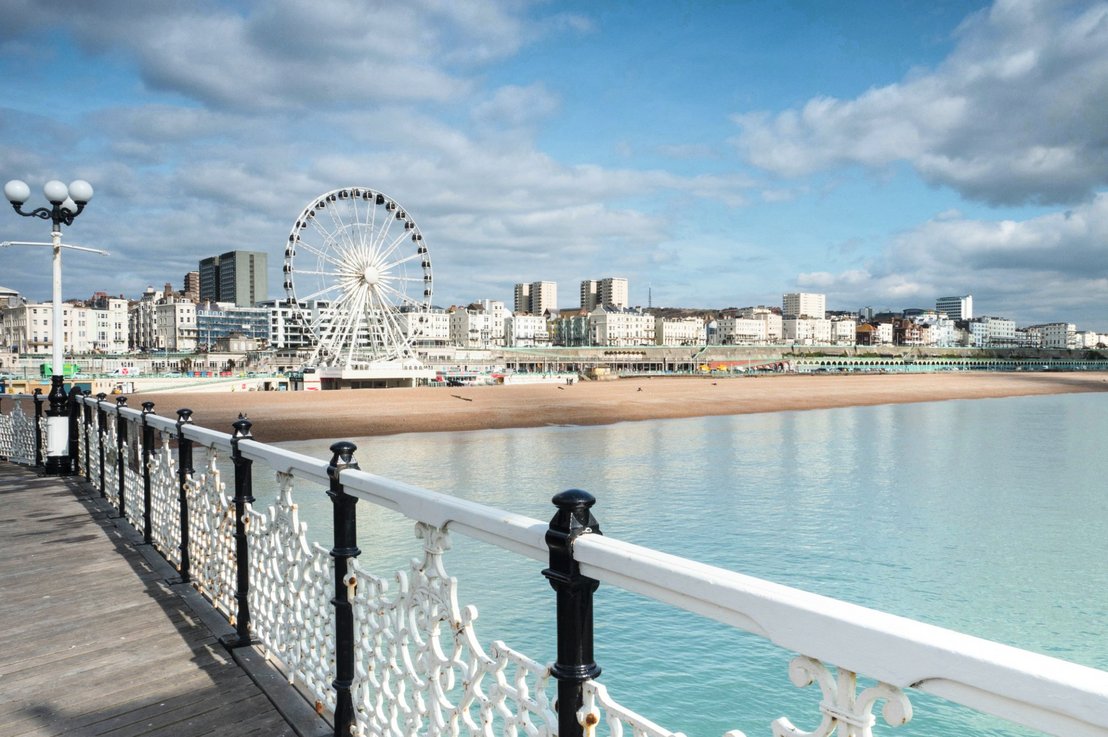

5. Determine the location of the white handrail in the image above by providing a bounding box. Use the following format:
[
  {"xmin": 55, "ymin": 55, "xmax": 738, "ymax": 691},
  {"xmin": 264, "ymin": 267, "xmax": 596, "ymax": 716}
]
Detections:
[{"xmin": 59, "ymin": 393, "xmax": 1108, "ymax": 736}]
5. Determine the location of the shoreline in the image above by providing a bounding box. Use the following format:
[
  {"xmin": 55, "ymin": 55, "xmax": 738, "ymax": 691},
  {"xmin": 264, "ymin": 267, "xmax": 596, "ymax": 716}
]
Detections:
[{"xmin": 131, "ymin": 372, "xmax": 1108, "ymax": 443}]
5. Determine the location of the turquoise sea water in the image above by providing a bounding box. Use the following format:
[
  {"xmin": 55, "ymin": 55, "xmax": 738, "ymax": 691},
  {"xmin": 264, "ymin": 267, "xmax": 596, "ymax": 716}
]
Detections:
[{"xmin": 256, "ymin": 392, "xmax": 1108, "ymax": 737}]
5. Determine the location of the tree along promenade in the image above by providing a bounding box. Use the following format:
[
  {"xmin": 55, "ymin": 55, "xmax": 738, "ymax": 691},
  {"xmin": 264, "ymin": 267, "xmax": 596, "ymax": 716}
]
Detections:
[{"xmin": 0, "ymin": 390, "xmax": 1106, "ymax": 737}]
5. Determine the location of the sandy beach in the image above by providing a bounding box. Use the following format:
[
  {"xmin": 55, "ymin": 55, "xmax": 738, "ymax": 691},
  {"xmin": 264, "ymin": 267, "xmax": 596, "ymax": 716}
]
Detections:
[{"xmin": 131, "ymin": 372, "xmax": 1108, "ymax": 443}]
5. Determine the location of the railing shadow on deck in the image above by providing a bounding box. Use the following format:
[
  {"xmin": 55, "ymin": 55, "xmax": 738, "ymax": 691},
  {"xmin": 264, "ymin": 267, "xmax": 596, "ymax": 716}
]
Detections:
[
  {"xmin": 1, "ymin": 389, "xmax": 1107, "ymax": 737},
  {"xmin": 0, "ymin": 466, "xmax": 318, "ymax": 737}
]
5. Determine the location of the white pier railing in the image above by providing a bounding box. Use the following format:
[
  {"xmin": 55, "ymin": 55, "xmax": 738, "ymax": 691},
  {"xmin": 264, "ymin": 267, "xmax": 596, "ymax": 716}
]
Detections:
[{"xmin": 2, "ymin": 390, "xmax": 1106, "ymax": 737}]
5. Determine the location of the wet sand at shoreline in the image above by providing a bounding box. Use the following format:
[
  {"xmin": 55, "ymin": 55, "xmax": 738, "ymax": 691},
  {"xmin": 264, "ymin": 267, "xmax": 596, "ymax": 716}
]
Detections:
[{"xmin": 132, "ymin": 372, "xmax": 1108, "ymax": 443}]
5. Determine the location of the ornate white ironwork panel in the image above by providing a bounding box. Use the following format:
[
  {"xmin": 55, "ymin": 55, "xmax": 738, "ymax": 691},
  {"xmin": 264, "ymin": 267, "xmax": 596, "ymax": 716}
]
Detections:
[
  {"xmin": 0, "ymin": 404, "xmax": 12, "ymax": 458},
  {"xmin": 122, "ymin": 419, "xmax": 145, "ymax": 531},
  {"xmin": 578, "ymin": 680, "xmax": 707, "ymax": 737},
  {"xmin": 189, "ymin": 444, "xmax": 236, "ymax": 617},
  {"xmin": 247, "ymin": 471, "xmax": 335, "ymax": 711},
  {"xmin": 349, "ymin": 522, "xmax": 558, "ymax": 737},
  {"xmin": 102, "ymin": 421, "xmax": 120, "ymax": 509},
  {"xmin": 76, "ymin": 412, "xmax": 88, "ymax": 475},
  {"xmin": 772, "ymin": 656, "xmax": 912, "ymax": 737},
  {"xmin": 5, "ymin": 400, "xmax": 36, "ymax": 465},
  {"xmin": 149, "ymin": 429, "xmax": 182, "ymax": 567}
]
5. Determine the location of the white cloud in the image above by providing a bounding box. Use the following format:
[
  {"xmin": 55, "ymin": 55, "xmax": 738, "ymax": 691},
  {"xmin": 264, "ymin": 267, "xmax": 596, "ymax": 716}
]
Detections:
[{"xmin": 732, "ymin": 0, "xmax": 1108, "ymax": 205}]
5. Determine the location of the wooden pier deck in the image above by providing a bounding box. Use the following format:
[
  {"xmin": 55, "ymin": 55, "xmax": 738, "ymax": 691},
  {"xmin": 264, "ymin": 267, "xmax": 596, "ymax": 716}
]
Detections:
[{"xmin": 0, "ymin": 462, "xmax": 327, "ymax": 737}]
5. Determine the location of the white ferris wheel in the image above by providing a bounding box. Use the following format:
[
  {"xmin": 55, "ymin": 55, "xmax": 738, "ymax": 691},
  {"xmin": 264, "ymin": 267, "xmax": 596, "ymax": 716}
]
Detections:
[{"xmin": 283, "ymin": 187, "xmax": 432, "ymax": 367}]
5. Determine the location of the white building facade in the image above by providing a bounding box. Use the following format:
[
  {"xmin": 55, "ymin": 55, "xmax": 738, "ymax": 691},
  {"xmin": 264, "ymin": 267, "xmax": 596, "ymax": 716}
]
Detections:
[
  {"xmin": 783, "ymin": 293, "xmax": 826, "ymax": 319},
  {"xmin": 783, "ymin": 317, "xmax": 832, "ymax": 344},
  {"xmin": 588, "ymin": 307, "xmax": 656, "ymax": 346},
  {"xmin": 655, "ymin": 317, "xmax": 706, "ymax": 346}
]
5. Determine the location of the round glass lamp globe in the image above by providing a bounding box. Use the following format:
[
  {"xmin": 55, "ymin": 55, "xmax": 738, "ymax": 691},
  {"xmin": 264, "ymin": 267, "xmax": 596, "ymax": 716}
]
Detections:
[
  {"xmin": 61, "ymin": 198, "xmax": 79, "ymax": 214},
  {"xmin": 68, "ymin": 180, "xmax": 94, "ymax": 203},
  {"xmin": 3, "ymin": 179, "xmax": 30, "ymax": 204},
  {"xmin": 43, "ymin": 180, "xmax": 69, "ymax": 204}
]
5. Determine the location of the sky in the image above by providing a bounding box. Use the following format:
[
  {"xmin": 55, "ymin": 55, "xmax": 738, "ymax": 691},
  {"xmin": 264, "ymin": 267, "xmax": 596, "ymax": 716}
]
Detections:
[{"xmin": 1, "ymin": 0, "xmax": 1107, "ymax": 329}]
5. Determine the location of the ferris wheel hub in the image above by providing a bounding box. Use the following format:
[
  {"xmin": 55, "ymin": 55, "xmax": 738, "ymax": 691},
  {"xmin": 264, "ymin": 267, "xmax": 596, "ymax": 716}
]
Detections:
[{"xmin": 362, "ymin": 265, "xmax": 380, "ymax": 285}]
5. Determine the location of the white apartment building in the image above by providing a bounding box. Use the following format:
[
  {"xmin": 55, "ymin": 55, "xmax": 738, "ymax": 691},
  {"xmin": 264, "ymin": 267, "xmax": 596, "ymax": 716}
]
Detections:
[
  {"xmin": 783, "ymin": 317, "xmax": 831, "ymax": 344},
  {"xmin": 397, "ymin": 307, "xmax": 451, "ymax": 348},
  {"xmin": 936, "ymin": 295, "xmax": 973, "ymax": 321},
  {"xmin": 714, "ymin": 317, "xmax": 767, "ymax": 345},
  {"xmin": 1076, "ymin": 331, "xmax": 1105, "ymax": 349},
  {"xmin": 506, "ymin": 314, "xmax": 549, "ymax": 347},
  {"xmin": 1027, "ymin": 322, "xmax": 1076, "ymax": 350},
  {"xmin": 261, "ymin": 298, "xmax": 330, "ymax": 350},
  {"xmin": 588, "ymin": 307, "xmax": 655, "ymax": 346},
  {"xmin": 155, "ymin": 300, "xmax": 198, "ymax": 352},
  {"xmin": 737, "ymin": 306, "xmax": 783, "ymax": 342},
  {"xmin": 580, "ymin": 277, "xmax": 629, "ymax": 311},
  {"xmin": 916, "ymin": 315, "xmax": 958, "ymax": 347},
  {"xmin": 449, "ymin": 306, "xmax": 506, "ymax": 348},
  {"xmin": 830, "ymin": 317, "xmax": 857, "ymax": 345},
  {"xmin": 655, "ymin": 316, "xmax": 706, "ymax": 346},
  {"xmin": 514, "ymin": 281, "xmax": 557, "ymax": 315},
  {"xmin": 0, "ymin": 298, "xmax": 130, "ymax": 355},
  {"xmin": 783, "ymin": 292, "xmax": 826, "ymax": 319},
  {"xmin": 967, "ymin": 316, "xmax": 1017, "ymax": 347}
]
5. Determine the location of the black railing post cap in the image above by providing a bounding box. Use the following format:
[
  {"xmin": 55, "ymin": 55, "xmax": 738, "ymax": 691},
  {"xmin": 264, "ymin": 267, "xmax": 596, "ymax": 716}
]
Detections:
[
  {"xmin": 328, "ymin": 441, "xmax": 359, "ymax": 475},
  {"xmin": 141, "ymin": 401, "xmax": 155, "ymax": 414},
  {"xmin": 96, "ymin": 392, "xmax": 107, "ymax": 401},
  {"xmin": 551, "ymin": 488, "xmax": 596, "ymax": 510},
  {"xmin": 116, "ymin": 396, "xmax": 128, "ymax": 407},
  {"xmin": 33, "ymin": 388, "xmax": 42, "ymax": 397},
  {"xmin": 232, "ymin": 414, "xmax": 253, "ymax": 438},
  {"xmin": 176, "ymin": 405, "xmax": 196, "ymax": 427}
]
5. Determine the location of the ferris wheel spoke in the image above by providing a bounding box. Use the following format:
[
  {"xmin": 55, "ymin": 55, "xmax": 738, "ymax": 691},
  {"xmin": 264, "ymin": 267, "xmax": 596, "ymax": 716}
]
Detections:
[
  {"xmin": 294, "ymin": 238, "xmax": 346, "ymax": 270},
  {"xmin": 306, "ymin": 216, "xmax": 342, "ymax": 246},
  {"xmin": 326, "ymin": 205, "xmax": 359, "ymax": 255},
  {"xmin": 376, "ymin": 280, "xmax": 414, "ymax": 304},
  {"xmin": 380, "ymin": 251, "xmax": 421, "ymax": 270},
  {"xmin": 298, "ymin": 282, "xmax": 343, "ymax": 303},
  {"xmin": 376, "ymin": 230, "xmax": 411, "ymax": 265},
  {"xmin": 369, "ymin": 210, "xmax": 397, "ymax": 258}
]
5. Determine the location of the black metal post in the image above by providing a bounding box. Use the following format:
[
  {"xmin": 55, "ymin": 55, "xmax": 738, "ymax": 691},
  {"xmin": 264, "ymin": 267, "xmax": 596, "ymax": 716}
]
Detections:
[
  {"xmin": 116, "ymin": 397, "xmax": 128, "ymax": 518},
  {"xmin": 67, "ymin": 388, "xmax": 82, "ymax": 474},
  {"xmin": 223, "ymin": 414, "xmax": 256, "ymax": 648},
  {"xmin": 141, "ymin": 402, "xmax": 155, "ymax": 544},
  {"xmin": 32, "ymin": 388, "xmax": 44, "ymax": 468},
  {"xmin": 328, "ymin": 441, "xmax": 360, "ymax": 737},
  {"xmin": 176, "ymin": 408, "xmax": 194, "ymax": 584},
  {"xmin": 82, "ymin": 395, "xmax": 92, "ymax": 481},
  {"xmin": 543, "ymin": 489, "xmax": 603, "ymax": 737},
  {"xmin": 43, "ymin": 373, "xmax": 70, "ymax": 475},
  {"xmin": 96, "ymin": 392, "xmax": 107, "ymax": 497}
]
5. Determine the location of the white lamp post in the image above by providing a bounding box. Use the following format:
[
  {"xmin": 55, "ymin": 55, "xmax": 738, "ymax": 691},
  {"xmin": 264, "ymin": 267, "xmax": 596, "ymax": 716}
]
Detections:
[{"xmin": 4, "ymin": 178, "xmax": 95, "ymax": 475}]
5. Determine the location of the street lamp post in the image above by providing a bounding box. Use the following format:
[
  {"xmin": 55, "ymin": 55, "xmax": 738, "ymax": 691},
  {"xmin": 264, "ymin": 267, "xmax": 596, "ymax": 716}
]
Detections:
[{"xmin": 4, "ymin": 178, "xmax": 95, "ymax": 475}]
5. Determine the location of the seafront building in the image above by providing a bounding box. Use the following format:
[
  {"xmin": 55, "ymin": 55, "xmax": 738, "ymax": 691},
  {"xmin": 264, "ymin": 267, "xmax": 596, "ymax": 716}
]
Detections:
[
  {"xmin": 0, "ymin": 294, "xmax": 129, "ymax": 355},
  {"xmin": 783, "ymin": 292, "xmax": 826, "ymax": 319},
  {"xmin": 580, "ymin": 277, "xmax": 629, "ymax": 311},
  {"xmin": 195, "ymin": 302, "xmax": 269, "ymax": 349},
  {"xmin": 513, "ymin": 281, "xmax": 558, "ymax": 316},
  {"xmin": 198, "ymin": 250, "xmax": 268, "ymax": 307},
  {"xmin": 656, "ymin": 316, "xmax": 706, "ymax": 346},
  {"xmin": 937, "ymin": 295, "xmax": 973, "ymax": 321},
  {"xmin": 1027, "ymin": 322, "xmax": 1077, "ymax": 350}
]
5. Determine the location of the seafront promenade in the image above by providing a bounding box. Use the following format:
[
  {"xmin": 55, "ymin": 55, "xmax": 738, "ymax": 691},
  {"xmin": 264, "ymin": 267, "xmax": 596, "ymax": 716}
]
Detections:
[{"xmin": 0, "ymin": 462, "xmax": 326, "ymax": 737}]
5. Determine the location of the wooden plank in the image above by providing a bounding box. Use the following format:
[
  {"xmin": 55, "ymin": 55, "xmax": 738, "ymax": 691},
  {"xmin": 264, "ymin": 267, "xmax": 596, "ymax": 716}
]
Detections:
[{"xmin": 0, "ymin": 463, "xmax": 309, "ymax": 737}]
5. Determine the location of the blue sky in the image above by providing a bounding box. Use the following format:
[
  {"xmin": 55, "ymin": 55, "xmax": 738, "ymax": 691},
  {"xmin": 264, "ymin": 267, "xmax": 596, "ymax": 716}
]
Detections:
[{"xmin": 2, "ymin": 0, "xmax": 1107, "ymax": 329}]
